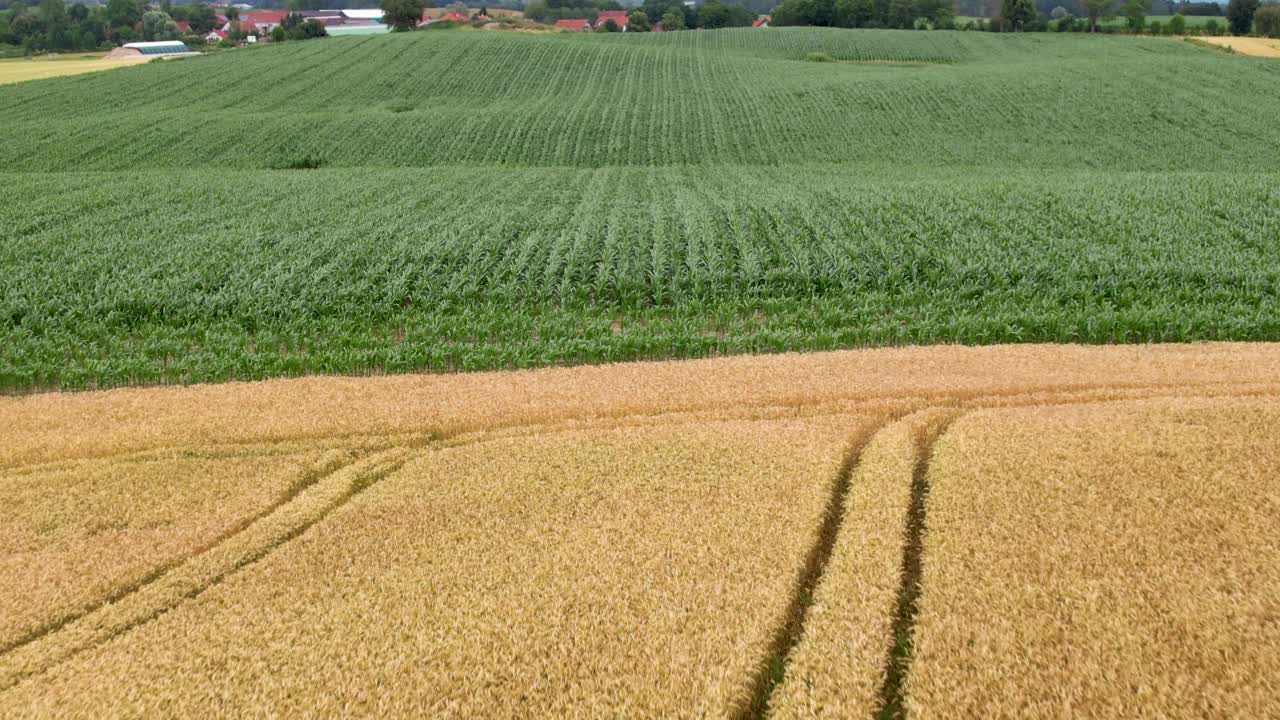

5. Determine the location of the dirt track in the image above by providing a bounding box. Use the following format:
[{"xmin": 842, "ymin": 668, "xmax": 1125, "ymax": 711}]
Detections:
[{"xmin": 2, "ymin": 343, "xmax": 1279, "ymax": 716}]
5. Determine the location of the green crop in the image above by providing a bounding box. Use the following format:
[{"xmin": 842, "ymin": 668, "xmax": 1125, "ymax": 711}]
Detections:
[{"xmin": 2, "ymin": 29, "xmax": 1279, "ymax": 390}]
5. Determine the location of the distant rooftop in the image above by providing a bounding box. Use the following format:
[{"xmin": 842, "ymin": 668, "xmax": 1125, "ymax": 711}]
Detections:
[{"xmin": 122, "ymin": 41, "xmax": 196, "ymax": 55}]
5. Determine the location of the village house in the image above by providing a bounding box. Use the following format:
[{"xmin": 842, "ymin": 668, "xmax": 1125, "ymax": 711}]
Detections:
[
  {"xmin": 553, "ymin": 18, "xmax": 592, "ymax": 31},
  {"xmin": 594, "ymin": 10, "xmax": 628, "ymax": 30}
]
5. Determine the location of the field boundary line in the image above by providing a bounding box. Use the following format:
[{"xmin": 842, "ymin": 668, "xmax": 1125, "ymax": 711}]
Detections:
[
  {"xmin": 0, "ymin": 446, "xmax": 420, "ymax": 692},
  {"xmin": 873, "ymin": 412, "xmax": 961, "ymax": 720},
  {"xmin": 736, "ymin": 411, "xmax": 901, "ymax": 720}
]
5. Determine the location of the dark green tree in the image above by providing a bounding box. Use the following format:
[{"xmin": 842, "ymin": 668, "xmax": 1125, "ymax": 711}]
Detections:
[
  {"xmin": 888, "ymin": 0, "xmax": 914, "ymax": 27},
  {"xmin": 660, "ymin": 9, "xmax": 684, "ymax": 27},
  {"xmin": 106, "ymin": 0, "xmax": 142, "ymax": 29},
  {"xmin": 381, "ymin": 0, "xmax": 425, "ymax": 30},
  {"xmin": 833, "ymin": 0, "xmax": 875, "ymax": 26},
  {"xmin": 41, "ymin": 0, "xmax": 72, "ymax": 49},
  {"xmin": 627, "ymin": 9, "xmax": 650, "ymax": 30},
  {"xmin": 1001, "ymin": 0, "xmax": 1036, "ymax": 29},
  {"xmin": 1226, "ymin": 0, "xmax": 1259, "ymax": 34},
  {"xmin": 188, "ymin": 3, "xmax": 218, "ymax": 33}
]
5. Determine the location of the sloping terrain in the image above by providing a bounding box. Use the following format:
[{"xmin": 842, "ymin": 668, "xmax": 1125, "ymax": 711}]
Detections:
[
  {"xmin": 1, "ymin": 344, "xmax": 1278, "ymax": 715},
  {"xmin": 3, "ymin": 29, "xmax": 1280, "ymax": 388}
]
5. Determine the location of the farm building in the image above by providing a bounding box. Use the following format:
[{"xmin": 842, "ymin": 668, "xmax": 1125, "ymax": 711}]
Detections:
[
  {"xmin": 595, "ymin": 10, "xmax": 629, "ymax": 30},
  {"xmin": 238, "ymin": 11, "xmax": 287, "ymax": 32},
  {"xmin": 341, "ymin": 9, "xmax": 385, "ymax": 21},
  {"xmin": 328, "ymin": 23, "xmax": 390, "ymax": 35},
  {"xmin": 119, "ymin": 41, "xmax": 196, "ymax": 57},
  {"xmin": 554, "ymin": 18, "xmax": 592, "ymax": 31},
  {"xmin": 753, "ymin": 16, "xmax": 770, "ymax": 27}
]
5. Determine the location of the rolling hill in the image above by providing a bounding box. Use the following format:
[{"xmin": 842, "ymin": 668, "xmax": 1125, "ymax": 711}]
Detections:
[{"xmin": 3, "ymin": 29, "xmax": 1279, "ymax": 388}]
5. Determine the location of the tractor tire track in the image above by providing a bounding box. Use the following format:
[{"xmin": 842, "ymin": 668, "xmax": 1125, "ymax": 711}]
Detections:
[{"xmin": 0, "ymin": 446, "xmax": 419, "ymax": 692}]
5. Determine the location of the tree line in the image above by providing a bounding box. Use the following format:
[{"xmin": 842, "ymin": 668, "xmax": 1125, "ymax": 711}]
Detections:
[
  {"xmin": 770, "ymin": 0, "xmax": 1278, "ymax": 35},
  {"xmin": 0, "ymin": 0, "xmax": 221, "ymax": 53}
]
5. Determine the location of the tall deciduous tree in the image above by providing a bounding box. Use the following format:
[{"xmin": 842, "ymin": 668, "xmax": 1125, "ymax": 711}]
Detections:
[
  {"xmin": 140, "ymin": 10, "xmax": 180, "ymax": 40},
  {"xmin": 1256, "ymin": 5, "xmax": 1280, "ymax": 37},
  {"xmin": 1082, "ymin": 0, "xmax": 1113, "ymax": 31},
  {"xmin": 1225, "ymin": 0, "xmax": 1258, "ymax": 35},
  {"xmin": 381, "ymin": 0, "xmax": 425, "ymax": 31},
  {"xmin": 106, "ymin": 0, "xmax": 142, "ymax": 29},
  {"xmin": 1001, "ymin": 0, "xmax": 1036, "ymax": 30}
]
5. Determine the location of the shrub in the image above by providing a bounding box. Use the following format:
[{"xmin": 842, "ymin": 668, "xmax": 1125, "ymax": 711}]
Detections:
[
  {"xmin": 1167, "ymin": 12, "xmax": 1186, "ymax": 34},
  {"xmin": 1256, "ymin": 5, "xmax": 1280, "ymax": 37},
  {"xmin": 803, "ymin": 51, "xmax": 836, "ymax": 62},
  {"xmin": 271, "ymin": 152, "xmax": 326, "ymax": 170}
]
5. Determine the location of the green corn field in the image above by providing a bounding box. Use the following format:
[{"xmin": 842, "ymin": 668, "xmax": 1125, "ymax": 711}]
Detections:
[{"xmin": 2, "ymin": 28, "xmax": 1279, "ymax": 390}]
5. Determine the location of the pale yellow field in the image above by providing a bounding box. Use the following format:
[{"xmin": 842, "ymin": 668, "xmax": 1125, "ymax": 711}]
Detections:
[
  {"xmin": 0, "ymin": 55, "xmax": 149, "ymax": 85},
  {"xmin": 1187, "ymin": 35, "xmax": 1280, "ymax": 57},
  {"xmin": 0, "ymin": 344, "xmax": 1278, "ymax": 715}
]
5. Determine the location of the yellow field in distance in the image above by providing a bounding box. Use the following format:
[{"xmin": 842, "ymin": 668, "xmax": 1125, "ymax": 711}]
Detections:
[{"xmin": 0, "ymin": 54, "xmax": 149, "ymax": 86}]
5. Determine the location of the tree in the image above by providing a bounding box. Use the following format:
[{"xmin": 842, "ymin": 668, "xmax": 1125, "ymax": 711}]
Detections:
[
  {"xmin": 772, "ymin": 0, "xmax": 817, "ymax": 25},
  {"xmin": 833, "ymin": 0, "xmax": 875, "ymax": 26},
  {"xmin": 299, "ymin": 17, "xmax": 327, "ymax": 36},
  {"xmin": 382, "ymin": 0, "xmax": 425, "ymax": 30},
  {"xmin": 1166, "ymin": 11, "xmax": 1185, "ymax": 32},
  {"xmin": 1121, "ymin": 0, "xmax": 1145, "ymax": 30},
  {"xmin": 106, "ymin": 0, "xmax": 142, "ymax": 29},
  {"xmin": 598, "ymin": 17, "xmax": 620, "ymax": 29},
  {"xmin": 699, "ymin": 0, "xmax": 731, "ymax": 27},
  {"xmin": 887, "ymin": 0, "xmax": 913, "ymax": 26},
  {"xmin": 188, "ymin": 3, "xmax": 218, "ymax": 33},
  {"xmin": 660, "ymin": 9, "xmax": 684, "ymax": 28},
  {"xmin": 627, "ymin": 9, "xmax": 650, "ymax": 29},
  {"xmin": 1082, "ymin": 0, "xmax": 1112, "ymax": 30},
  {"xmin": 41, "ymin": 0, "xmax": 73, "ymax": 50},
  {"xmin": 1257, "ymin": 4, "xmax": 1280, "ymax": 36},
  {"xmin": 141, "ymin": 10, "xmax": 179, "ymax": 40},
  {"xmin": 999, "ymin": 0, "xmax": 1034, "ymax": 28},
  {"xmin": 271, "ymin": 22, "xmax": 285, "ymax": 40},
  {"xmin": 1226, "ymin": 0, "xmax": 1258, "ymax": 34}
]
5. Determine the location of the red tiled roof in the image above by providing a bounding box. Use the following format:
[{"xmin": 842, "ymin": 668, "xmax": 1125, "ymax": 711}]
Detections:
[
  {"xmin": 436, "ymin": 11, "xmax": 470, "ymax": 22},
  {"xmin": 597, "ymin": 10, "xmax": 628, "ymax": 19},
  {"xmin": 176, "ymin": 20, "xmax": 190, "ymax": 31},
  {"xmin": 243, "ymin": 12, "xmax": 287, "ymax": 25},
  {"xmin": 554, "ymin": 18, "xmax": 590, "ymax": 30}
]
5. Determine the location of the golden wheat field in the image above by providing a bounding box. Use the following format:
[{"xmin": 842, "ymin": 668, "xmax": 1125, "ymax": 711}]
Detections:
[{"xmin": 2, "ymin": 343, "xmax": 1279, "ymax": 717}]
